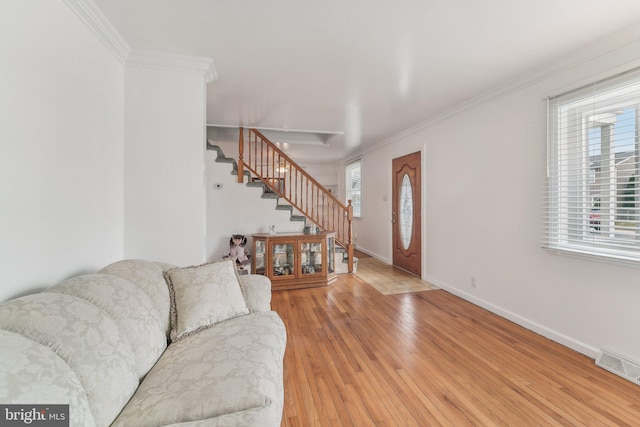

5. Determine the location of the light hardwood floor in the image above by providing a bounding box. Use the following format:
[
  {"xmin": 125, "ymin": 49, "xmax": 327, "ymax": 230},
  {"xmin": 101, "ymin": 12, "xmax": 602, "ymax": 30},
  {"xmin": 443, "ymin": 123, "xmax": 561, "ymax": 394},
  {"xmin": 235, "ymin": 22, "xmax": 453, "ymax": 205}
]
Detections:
[
  {"xmin": 354, "ymin": 257, "xmax": 438, "ymax": 295},
  {"xmin": 271, "ymin": 259, "xmax": 640, "ymax": 426}
]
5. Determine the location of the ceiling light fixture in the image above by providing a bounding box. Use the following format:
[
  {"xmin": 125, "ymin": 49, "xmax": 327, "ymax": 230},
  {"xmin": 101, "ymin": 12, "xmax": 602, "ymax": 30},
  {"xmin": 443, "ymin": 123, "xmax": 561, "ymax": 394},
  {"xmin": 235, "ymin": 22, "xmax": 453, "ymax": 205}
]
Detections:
[{"xmin": 276, "ymin": 160, "xmax": 288, "ymax": 174}]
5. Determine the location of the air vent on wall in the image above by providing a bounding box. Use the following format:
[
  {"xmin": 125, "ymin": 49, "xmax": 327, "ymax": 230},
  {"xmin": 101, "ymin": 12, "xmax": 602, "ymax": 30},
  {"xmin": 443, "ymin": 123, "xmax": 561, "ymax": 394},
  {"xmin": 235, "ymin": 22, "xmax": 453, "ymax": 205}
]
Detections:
[{"xmin": 595, "ymin": 350, "xmax": 640, "ymax": 386}]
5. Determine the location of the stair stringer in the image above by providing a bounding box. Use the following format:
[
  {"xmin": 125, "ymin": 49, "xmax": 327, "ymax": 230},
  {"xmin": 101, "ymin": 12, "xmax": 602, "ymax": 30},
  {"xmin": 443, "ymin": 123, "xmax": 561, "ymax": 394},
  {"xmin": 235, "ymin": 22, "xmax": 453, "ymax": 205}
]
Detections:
[
  {"xmin": 208, "ymin": 142, "xmax": 307, "ymax": 224},
  {"xmin": 245, "ymin": 179, "xmax": 307, "ymax": 223},
  {"xmin": 207, "ymin": 141, "xmax": 251, "ymax": 181},
  {"xmin": 205, "ymin": 143, "xmax": 306, "ymax": 261}
]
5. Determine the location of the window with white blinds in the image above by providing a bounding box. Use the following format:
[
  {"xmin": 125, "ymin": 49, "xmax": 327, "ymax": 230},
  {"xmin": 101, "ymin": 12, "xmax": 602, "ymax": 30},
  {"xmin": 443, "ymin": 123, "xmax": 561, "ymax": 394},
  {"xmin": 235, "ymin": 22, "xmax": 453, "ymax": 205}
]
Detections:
[
  {"xmin": 545, "ymin": 68, "xmax": 640, "ymax": 264},
  {"xmin": 346, "ymin": 159, "xmax": 362, "ymax": 218}
]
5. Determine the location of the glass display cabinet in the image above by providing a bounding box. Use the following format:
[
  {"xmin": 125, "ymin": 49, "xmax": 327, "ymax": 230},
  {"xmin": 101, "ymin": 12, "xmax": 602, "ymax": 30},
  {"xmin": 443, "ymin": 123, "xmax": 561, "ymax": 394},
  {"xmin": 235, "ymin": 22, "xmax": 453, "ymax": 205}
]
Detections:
[{"xmin": 252, "ymin": 231, "xmax": 337, "ymax": 290}]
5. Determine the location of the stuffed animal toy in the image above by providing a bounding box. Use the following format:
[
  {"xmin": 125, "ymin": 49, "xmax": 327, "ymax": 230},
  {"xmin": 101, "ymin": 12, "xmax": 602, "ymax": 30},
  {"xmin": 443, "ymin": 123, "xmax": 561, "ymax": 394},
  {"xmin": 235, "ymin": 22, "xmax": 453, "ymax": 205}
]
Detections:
[{"xmin": 223, "ymin": 234, "xmax": 251, "ymax": 268}]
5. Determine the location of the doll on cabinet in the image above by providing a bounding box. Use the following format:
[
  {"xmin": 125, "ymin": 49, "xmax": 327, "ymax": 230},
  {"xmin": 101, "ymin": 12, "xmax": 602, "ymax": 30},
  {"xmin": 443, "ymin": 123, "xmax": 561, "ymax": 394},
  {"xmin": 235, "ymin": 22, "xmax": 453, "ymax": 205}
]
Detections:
[{"xmin": 223, "ymin": 234, "xmax": 251, "ymax": 273}]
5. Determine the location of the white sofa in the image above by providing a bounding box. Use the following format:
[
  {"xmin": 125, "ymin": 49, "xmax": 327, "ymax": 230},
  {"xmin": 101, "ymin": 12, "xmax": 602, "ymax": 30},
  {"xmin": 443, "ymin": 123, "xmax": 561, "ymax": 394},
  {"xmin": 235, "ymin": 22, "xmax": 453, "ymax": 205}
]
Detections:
[{"xmin": 0, "ymin": 259, "xmax": 286, "ymax": 427}]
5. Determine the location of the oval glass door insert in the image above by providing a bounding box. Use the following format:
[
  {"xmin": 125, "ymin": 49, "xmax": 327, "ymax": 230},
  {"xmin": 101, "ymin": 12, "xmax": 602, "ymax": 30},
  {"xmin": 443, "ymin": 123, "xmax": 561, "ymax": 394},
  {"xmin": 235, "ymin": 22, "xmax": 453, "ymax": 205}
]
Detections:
[{"xmin": 399, "ymin": 173, "xmax": 413, "ymax": 250}]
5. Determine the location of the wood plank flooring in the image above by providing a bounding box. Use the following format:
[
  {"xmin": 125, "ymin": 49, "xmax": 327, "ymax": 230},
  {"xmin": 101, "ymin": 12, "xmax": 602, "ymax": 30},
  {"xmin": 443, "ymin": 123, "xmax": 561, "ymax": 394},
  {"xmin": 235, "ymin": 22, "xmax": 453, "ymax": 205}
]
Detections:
[
  {"xmin": 354, "ymin": 257, "xmax": 438, "ymax": 295},
  {"xmin": 271, "ymin": 266, "xmax": 640, "ymax": 426}
]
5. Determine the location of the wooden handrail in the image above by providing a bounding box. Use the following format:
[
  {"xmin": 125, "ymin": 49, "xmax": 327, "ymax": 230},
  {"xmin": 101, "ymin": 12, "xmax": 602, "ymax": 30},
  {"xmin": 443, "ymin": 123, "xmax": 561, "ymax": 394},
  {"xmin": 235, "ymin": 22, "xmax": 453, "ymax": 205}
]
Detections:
[{"xmin": 238, "ymin": 128, "xmax": 354, "ymax": 272}]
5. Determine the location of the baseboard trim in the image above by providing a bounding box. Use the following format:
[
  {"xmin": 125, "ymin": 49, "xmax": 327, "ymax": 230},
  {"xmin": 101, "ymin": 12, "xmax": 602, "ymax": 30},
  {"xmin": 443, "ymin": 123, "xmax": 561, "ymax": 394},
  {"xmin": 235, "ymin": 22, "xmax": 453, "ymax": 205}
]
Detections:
[
  {"xmin": 425, "ymin": 275, "xmax": 600, "ymax": 360},
  {"xmin": 354, "ymin": 247, "xmax": 390, "ymax": 264}
]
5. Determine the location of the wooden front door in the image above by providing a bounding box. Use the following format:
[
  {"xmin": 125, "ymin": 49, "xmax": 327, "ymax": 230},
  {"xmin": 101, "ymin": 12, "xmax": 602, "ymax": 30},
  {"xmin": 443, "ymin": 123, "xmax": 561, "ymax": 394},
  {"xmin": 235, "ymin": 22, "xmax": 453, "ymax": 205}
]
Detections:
[{"xmin": 392, "ymin": 151, "xmax": 421, "ymax": 277}]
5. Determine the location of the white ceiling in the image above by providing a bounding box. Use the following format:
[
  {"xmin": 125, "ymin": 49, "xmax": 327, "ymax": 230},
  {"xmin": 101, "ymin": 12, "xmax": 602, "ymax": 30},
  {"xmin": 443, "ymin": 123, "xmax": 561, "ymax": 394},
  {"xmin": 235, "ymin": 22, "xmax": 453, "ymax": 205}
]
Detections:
[{"xmin": 93, "ymin": 0, "xmax": 640, "ymax": 164}]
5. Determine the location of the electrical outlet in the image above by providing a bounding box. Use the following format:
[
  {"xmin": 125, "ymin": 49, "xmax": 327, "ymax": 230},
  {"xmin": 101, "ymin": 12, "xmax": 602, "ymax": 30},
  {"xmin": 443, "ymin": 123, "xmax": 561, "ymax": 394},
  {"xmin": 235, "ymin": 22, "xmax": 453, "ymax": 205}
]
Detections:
[{"xmin": 471, "ymin": 276, "xmax": 477, "ymax": 288}]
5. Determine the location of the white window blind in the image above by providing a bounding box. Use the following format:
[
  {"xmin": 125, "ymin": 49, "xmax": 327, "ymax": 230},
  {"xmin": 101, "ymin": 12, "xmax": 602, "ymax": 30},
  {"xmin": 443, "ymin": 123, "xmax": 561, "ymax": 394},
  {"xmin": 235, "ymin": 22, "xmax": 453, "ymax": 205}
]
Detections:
[
  {"xmin": 545, "ymin": 68, "xmax": 640, "ymax": 264},
  {"xmin": 346, "ymin": 159, "xmax": 362, "ymax": 218}
]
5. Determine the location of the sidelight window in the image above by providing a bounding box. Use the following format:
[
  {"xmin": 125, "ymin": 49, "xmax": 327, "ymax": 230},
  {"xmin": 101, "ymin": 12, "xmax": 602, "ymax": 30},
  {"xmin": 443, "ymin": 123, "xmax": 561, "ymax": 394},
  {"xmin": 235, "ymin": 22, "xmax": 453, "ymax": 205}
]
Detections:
[{"xmin": 346, "ymin": 159, "xmax": 362, "ymax": 218}]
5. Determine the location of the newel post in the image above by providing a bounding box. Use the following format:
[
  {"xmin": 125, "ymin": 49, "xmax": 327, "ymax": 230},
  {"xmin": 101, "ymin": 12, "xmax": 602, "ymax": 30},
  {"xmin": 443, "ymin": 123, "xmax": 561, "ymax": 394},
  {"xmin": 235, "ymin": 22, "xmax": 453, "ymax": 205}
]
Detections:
[
  {"xmin": 347, "ymin": 200, "xmax": 354, "ymax": 273},
  {"xmin": 237, "ymin": 127, "xmax": 245, "ymax": 183}
]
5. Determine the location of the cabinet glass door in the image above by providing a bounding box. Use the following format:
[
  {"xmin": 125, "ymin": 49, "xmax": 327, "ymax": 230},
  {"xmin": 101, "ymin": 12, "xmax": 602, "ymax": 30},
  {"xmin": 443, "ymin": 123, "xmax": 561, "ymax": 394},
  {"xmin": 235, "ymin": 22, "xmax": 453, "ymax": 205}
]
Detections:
[
  {"xmin": 327, "ymin": 236, "xmax": 335, "ymax": 274},
  {"xmin": 300, "ymin": 241, "xmax": 323, "ymax": 276},
  {"xmin": 271, "ymin": 242, "xmax": 294, "ymax": 278},
  {"xmin": 254, "ymin": 239, "xmax": 266, "ymax": 274}
]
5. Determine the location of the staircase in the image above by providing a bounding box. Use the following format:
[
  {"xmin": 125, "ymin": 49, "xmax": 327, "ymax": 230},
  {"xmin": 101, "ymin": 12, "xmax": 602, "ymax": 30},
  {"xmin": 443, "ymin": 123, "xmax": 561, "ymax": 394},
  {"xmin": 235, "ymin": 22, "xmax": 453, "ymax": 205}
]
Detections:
[
  {"xmin": 207, "ymin": 142, "xmax": 308, "ymax": 226},
  {"xmin": 207, "ymin": 129, "xmax": 355, "ymax": 273}
]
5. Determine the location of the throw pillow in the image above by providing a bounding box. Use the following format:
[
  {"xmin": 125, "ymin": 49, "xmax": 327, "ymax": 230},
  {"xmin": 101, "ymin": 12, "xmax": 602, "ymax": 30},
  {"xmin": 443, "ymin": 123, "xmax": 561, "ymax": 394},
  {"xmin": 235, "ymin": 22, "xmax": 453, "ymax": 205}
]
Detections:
[{"xmin": 164, "ymin": 260, "xmax": 249, "ymax": 342}]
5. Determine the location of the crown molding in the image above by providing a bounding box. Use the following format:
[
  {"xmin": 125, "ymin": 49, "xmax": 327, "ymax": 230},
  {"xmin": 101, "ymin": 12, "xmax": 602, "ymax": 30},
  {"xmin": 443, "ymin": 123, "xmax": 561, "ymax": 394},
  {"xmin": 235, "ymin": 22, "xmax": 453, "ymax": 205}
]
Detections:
[
  {"xmin": 127, "ymin": 50, "xmax": 217, "ymax": 83},
  {"xmin": 372, "ymin": 22, "xmax": 640, "ymax": 152},
  {"xmin": 64, "ymin": 0, "xmax": 217, "ymax": 82},
  {"xmin": 63, "ymin": 0, "xmax": 130, "ymax": 64}
]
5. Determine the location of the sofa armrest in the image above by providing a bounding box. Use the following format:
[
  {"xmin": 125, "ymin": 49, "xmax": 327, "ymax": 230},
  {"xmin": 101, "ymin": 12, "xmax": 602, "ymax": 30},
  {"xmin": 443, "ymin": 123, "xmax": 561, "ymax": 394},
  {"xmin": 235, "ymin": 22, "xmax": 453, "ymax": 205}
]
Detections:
[{"xmin": 238, "ymin": 274, "xmax": 272, "ymax": 312}]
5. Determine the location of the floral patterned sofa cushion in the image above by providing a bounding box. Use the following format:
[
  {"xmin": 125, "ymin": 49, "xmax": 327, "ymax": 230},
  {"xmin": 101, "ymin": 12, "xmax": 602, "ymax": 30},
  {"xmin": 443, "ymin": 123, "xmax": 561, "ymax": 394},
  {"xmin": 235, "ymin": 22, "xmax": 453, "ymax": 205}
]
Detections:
[
  {"xmin": 158, "ymin": 406, "xmax": 281, "ymax": 427},
  {"xmin": 0, "ymin": 293, "xmax": 139, "ymax": 427},
  {"xmin": 164, "ymin": 260, "xmax": 250, "ymax": 342},
  {"xmin": 99, "ymin": 259, "xmax": 174, "ymax": 336},
  {"xmin": 0, "ymin": 329, "xmax": 96, "ymax": 427},
  {"xmin": 237, "ymin": 274, "xmax": 272, "ymax": 313},
  {"xmin": 112, "ymin": 311, "xmax": 286, "ymax": 427},
  {"xmin": 46, "ymin": 273, "xmax": 167, "ymax": 380}
]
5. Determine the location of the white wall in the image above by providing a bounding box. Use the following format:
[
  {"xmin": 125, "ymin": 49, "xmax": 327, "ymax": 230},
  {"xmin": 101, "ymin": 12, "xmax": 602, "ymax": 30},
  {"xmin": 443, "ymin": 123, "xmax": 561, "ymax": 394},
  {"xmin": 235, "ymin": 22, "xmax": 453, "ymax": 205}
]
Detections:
[
  {"xmin": 355, "ymin": 35, "xmax": 640, "ymax": 362},
  {"xmin": 346, "ymin": 151, "xmax": 394, "ymax": 261},
  {"xmin": 205, "ymin": 141, "xmax": 308, "ymax": 262},
  {"xmin": 124, "ymin": 67, "xmax": 208, "ymax": 266},
  {"xmin": 303, "ymin": 163, "xmax": 339, "ymax": 195},
  {"xmin": 0, "ymin": 0, "xmax": 125, "ymax": 302}
]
